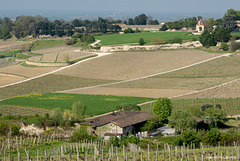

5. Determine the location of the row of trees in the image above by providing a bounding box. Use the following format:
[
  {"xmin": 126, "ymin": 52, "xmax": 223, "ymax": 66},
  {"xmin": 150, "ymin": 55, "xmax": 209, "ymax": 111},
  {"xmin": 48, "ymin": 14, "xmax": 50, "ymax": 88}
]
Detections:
[
  {"xmin": 125, "ymin": 14, "xmax": 159, "ymax": 25},
  {"xmin": 0, "ymin": 16, "xmax": 122, "ymax": 40}
]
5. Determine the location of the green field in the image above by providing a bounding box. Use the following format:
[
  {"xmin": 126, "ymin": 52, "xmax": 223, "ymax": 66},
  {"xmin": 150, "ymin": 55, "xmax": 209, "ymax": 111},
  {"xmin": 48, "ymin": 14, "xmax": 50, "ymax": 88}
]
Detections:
[
  {"xmin": 141, "ymin": 97, "xmax": 240, "ymax": 116},
  {"xmin": 0, "ymin": 50, "xmax": 20, "ymax": 58},
  {"xmin": 33, "ymin": 40, "xmax": 65, "ymax": 50},
  {"xmin": 95, "ymin": 32, "xmax": 199, "ymax": 46},
  {"xmin": 0, "ymin": 93, "xmax": 155, "ymax": 116},
  {"xmin": 16, "ymin": 53, "xmax": 31, "ymax": 59}
]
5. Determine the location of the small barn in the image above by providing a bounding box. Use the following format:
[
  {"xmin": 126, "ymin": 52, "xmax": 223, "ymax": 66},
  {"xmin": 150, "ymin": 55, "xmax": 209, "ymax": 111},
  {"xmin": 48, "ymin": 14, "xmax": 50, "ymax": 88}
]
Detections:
[
  {"xmin": 196, "ymin": 19, "xmax": 205, "ymax": 33},
  {"xmin": 82, "ymin": 111, "xmax": 154, "ymax": 138}
]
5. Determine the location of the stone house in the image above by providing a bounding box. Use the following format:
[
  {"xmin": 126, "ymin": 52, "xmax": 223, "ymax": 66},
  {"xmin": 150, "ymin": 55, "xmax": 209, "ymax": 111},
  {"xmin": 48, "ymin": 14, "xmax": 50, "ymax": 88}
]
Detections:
[{"xmin": 82, "ymin": 111, "xmax": 154, "ymax": 139}]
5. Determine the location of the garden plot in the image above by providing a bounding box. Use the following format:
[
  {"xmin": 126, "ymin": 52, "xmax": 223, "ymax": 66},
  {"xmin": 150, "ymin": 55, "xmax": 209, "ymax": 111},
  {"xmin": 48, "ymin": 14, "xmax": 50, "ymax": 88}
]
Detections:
[
  {"xmin": 56, "ymin": 50, "xmax": 219, "ymax": 80},
  {"xmin": 41, "ymin": 53, "xmax": 58, "ymax": 62},
  {"xmin": 57, "ymin": 52, "xmax": 93, "ymax": 62},
  {"xmin": 28, "ymin": 55, "xmax": 42, "ymax": 62}
]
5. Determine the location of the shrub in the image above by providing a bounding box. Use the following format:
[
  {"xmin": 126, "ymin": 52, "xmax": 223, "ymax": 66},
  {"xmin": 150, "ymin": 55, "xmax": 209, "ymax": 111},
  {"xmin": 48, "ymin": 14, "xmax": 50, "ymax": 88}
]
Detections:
[
  {"xmin": 203, "ymin": 128, "xmax": 221, "ymax": 146},
  {"xmin": 9, "ymin": 124, "xmax": 20, "ymax": 136},
  {"xmin": 109, "ymin": 136, "xmax": 120, "ymax": 147},
  {"xmin": 86, "ymin": 36, "xmax": 95, "ymax": 43},
  {"xmin": 65, "ymin": 38, "xmax": 77, "ymax": 45},
  {"xmin": 159, "ymin": 24, "xmax": 168, "ymax": 31},
  {"xmin": 25, "ymin": 117, "xmax": 44, "ymax": 128},
  {"xmin": 220, "ymin": 42, "xmax": 229, "ymax": 51},
  {"xmin": 0, "ymin": 121, "xmax": 9, "ymax": 136},
  {"xmin": 229, "ymin": 39, "xmax": 240, "ymax": 52},
  {"xmin": 72, "ymin": 126, "xmax": 96, "ymax": 142},
  {"xmin": 168, "ymin": 37, "xmax": 182, "ymax": 44},
  {"xmin": 139, "ymin": 38, "xmax": 145, "ymax": 45},
  {"xmin": 124, "ymin": 28, "xmax": 135, "ymax": 34}
]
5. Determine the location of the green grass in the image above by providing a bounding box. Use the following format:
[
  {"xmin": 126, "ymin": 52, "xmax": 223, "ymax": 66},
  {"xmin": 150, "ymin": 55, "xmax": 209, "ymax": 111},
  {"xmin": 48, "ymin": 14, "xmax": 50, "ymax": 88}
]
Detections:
[
  {"xmin": 16, "ymin": 53, "xmax": 31, "ymax": 59},
  {"xmin": 95, "ymin": 32, "xmax": 199, "ymax": 46},
  {"xmin": 0, "ymin": 74, "xmax": 117, "ymax": 100},
  {"xmin": 141, "ymin": 97, "xmax": 240, "ymax": 116},
  {"xmin": 0, "ymin": 93, "xmax": 155, "ymax": 116},
  {"xmin": 33, "ymin": 40, "xmax": 65, "ymax": 50},
  {"xmin": 231, "ymin": 32, "xmax": 240, "ymax": 37},
  {"xmin": 28, "ymin": 52, "xmax": 43, "ymax": 56},
  {"xmin": 0, "ymin": 50, "xmax": 20, "ymax": 58}
]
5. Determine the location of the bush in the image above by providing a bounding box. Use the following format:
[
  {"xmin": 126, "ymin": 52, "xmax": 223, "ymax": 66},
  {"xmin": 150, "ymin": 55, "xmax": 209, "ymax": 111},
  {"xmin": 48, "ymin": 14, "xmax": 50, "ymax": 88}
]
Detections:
[
  {"xmin": 203, "ymin": 128, "xmax": 221, "ymax": 146},
  {"xmin": 0, "ymin": 121, "xmax": 9, "ymax": 136},
  {"xmin": 72, "ymin": 126, "xmax": 96, "ymax": 142},
  {"xmin": 139, "ymin": 38, "xmax": 145, "ymax": 45},
  {"xmin": 65, "ymin": 38, "xmax": 77, "ymax": 45},
  {"xmin": 86, "ymin": 36, "xmax": 95, "ymax": 43},
  {"xmin": 229, "ymin": 39, "xmax": 240, "ymax": 52},
  {"xmin": 168, "ymin": 37, "xmax": 182, "ymax": 44},
  {"xmin": 25, "ymin": 117, "xmax": 44, "ymax": 128},
  {"xmin": 9, "ymin": 124, "xmax": 20, "ymax": 136},
  {"xmin": 220, "ymin": 42, "xmax": 229, "ymax": 51},
  {"xmin": 159, "ymin": 24, "xmax": 168, "ymax": 31},
  {"xmin": 124, "ymin": 28, "xmax": 135, "ymax": 34},
  {"xmin": 109, "ymin": 136, "xmax": 120, "ymax": 147}
]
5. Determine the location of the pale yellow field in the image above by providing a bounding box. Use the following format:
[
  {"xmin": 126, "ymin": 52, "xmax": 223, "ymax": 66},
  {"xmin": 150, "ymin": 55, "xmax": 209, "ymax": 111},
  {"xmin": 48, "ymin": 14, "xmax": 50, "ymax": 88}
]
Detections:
[
  {"xmin": 0, "ymin": 74, "xmax": 25, "ymax": 86},
  {"xmin": 0, "ymin": 64, "xmax": 58, "ymax": 77},
  {"xmin": 62, "ymin": 87, "xmax": 196, "ymax": 98}
]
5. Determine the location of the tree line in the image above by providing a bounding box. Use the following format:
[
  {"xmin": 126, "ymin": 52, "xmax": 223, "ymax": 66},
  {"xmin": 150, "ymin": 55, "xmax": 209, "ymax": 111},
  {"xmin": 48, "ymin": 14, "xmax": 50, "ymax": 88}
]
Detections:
[{"xmin": 0, "ymin": 16, "xmax": 122, "ymax": 40}]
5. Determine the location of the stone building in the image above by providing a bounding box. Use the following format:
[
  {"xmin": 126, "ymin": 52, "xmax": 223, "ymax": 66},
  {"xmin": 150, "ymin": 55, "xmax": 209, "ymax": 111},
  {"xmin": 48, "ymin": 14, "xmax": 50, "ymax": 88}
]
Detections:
[{"xmin": 196, "ymin": 19, "xmax": 205, "ymax": 33}]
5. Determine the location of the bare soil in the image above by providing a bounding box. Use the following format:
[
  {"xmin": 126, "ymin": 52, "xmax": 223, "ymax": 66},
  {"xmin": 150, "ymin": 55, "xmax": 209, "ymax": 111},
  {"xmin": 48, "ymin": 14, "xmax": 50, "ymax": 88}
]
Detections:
[
  {"xmin": 0, "ymin": 64, "xmax": 58, "ymax": 77},
  {"xmin": 0, "ymin": 40, "xmax": 27, "ymax": 51},
  {"xmin": 56, "ymin": 50, "xmax": 219, "ymax": 80},
  {"xmin": 0, "ymin": 74, "xmax": 25, "ymax": 86}
]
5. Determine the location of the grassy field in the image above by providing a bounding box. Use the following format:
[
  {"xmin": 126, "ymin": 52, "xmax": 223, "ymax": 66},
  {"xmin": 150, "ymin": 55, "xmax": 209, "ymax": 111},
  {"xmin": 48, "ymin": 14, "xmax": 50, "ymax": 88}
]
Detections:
[
  {"xmin": 0, "ymin": 50, "xmax": 20, "ymax": 58},
  {"xmin": 141, "ymin": 97, "xmax": 240, "ymax": 116},
  {"xmin": 0, "ymin": 93, "xmax": 155, "ymax": 116},
  {"xmin": 33, "ymin": 40, "xmax": 65, "ymax": 50},
  {"xmin": 95, "ymin": 32, "xmax": 199, "ymax": 46},
  {"xmin": 16, "ymin": 53, "xmax": 31, "ymax": 59},
  {"xmin": 0, "ymin": 74, "xmax": 116, "ymax": 100}
]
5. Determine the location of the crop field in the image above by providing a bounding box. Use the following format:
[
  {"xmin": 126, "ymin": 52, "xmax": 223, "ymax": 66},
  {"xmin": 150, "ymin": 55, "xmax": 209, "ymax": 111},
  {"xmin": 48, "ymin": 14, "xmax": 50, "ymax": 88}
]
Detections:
[
  {"xmin": 0, "ymin": 93, "xmax": 155, "ymax": 116},
  {"xmin": 56, "ymin": 50, "xmax": 218, "ymax": 80},
  {"xmin": 0, "ymin": 50, "xmax": 20, "ymax": 58},
  {"xmin": 0, "ymin": 73, "xmax": 26, "ymax": 86},
  {"xmin": 107, "ymin": 55, "xmax": 240, "ymax": 91},
  {"xmin": 140, "ymin": 97, "xmax": 240, "ymax": 116},
  {"xmin": 32, "ymin": 40, "xmax": 65, "ymax": 50},
  {"xmin": 0, "ymin": 74, "xmax": 116, "ymax": 100},
  {"xmin": 0, "ymin": 40, "xmax": 27, "ymax": 51},
  {"xmin": 95, "ymin": 31, "xmax": 199, "ymax": 46},
  {"xmin": 0, "ymin": 64, "xmax": 58, "ymax": 78},
  {"xmin": 29, "ymin": 46, "xmax": 94, "ymax": 63},
  {"xmin": 0, "ymin": 105, "xmax": 51, "ymax": 116}
]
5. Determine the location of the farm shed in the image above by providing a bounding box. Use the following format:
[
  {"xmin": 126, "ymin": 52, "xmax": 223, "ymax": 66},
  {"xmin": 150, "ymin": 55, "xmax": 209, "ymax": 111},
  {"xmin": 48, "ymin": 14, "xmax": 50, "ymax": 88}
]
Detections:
[{"xmin": 82, "ymin": 111, "xmax": 154, "ymax": 138}]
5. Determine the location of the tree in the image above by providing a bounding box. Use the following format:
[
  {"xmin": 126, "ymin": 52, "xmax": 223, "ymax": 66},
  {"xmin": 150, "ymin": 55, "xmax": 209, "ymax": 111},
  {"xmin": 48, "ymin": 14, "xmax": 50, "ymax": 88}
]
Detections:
[
  {"xmin": 141, "ymin": 116, "xmax": 161, "ymax": 132},
  {"xmin": 51, "ymin": 108, "xmax": 63, "ymax": 126},
  {"xmin": 168, "ymin": 111, "xmax": 197, "ymax": 132},
  {"xmin": 0, "ymin": 22, "xmax": 11, "ymax": 40},
  {"xmin": 123, "ymin": 28, "xmax": 135, "ymax": 34},
  {"xmin": 139, "ymin": 38, "xmax": 145, "ymax": 45},
  {"xmin": 153, "ymin": 98, "xmax": 172, "ymax": 120},
  {"xmin": 159, "ymin": 24, "xmax": 168, "ymax": 31},
  {"xmin": 213, "ymin": 27, "xmax": 231, "ymax": 42},
  {"xmin": 151, "ymin": 37, "xmax": 164, "ymax": 50},
  {"xmin": 204, "ymin": 107, "xmax": 226, "ymax": 127},
  {"xmin": 128, "ymin": 18, "xmax": 134, "ymax": 25},
  {"xmin": 199, "ymin": 30, "xmax": 216, "ymax": 48},
  {"xmin": 72, "ymin": 101, "xmax": 87, "ymax": 122}
]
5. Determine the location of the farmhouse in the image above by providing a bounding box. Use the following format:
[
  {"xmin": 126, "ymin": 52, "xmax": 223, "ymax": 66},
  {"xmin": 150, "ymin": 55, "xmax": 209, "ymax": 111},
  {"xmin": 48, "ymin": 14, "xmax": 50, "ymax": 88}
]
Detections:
[
  {"xmin": 196, "ymin": 19, "xmax": 205, "ymax": 33},
  {"xmin": 236, "ymin": 21, "xmax": 240, "ymax": 27},
  {"xmin": 82, "ymin": 111, "xmax": 154, "ymax": 138}
]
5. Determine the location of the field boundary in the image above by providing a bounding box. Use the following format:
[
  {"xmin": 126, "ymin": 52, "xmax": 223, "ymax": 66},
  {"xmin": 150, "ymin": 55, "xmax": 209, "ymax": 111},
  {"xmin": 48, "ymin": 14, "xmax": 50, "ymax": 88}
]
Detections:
[{"xmin": 58, "ymin": 53, "xmax": 231, "ymax": 93}]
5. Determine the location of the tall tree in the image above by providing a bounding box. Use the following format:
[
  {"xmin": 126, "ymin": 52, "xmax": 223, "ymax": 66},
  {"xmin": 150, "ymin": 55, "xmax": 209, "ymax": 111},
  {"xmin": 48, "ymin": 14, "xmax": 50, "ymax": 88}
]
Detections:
[
  {"xmin": 0, "ymin": 22, "xmax": 11, "ymax": 40},
  {"xmin": 213, "ymin": 27, "xmax": 231, "ymax": 42},
  {"xmin": 153, "ymin": 97, "xmax": 172, "ymax": 120},
  {"xmin": 72, "ymin": 101, "xmax": 87, "ymax": 122},
  {"xmin": 199, "ymin": 30, "xmax": 216, "ymax": 47}
]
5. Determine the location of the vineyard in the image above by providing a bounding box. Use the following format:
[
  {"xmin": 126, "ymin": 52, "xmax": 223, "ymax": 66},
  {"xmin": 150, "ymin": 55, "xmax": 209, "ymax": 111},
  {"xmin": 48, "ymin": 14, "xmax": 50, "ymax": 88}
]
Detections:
[
  {"xmin": 141, "ymin": 97, "xmax": 240, "ymax": 116},
  {"xmin": 1, "ymin": 134, "xmax": 240, "ymax": 161}
]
